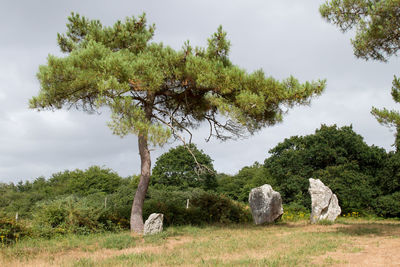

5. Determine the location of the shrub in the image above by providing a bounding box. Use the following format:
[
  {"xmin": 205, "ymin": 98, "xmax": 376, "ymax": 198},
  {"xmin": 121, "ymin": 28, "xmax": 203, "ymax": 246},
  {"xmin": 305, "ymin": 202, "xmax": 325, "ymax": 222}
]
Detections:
[
  {"xmin": 143, "ymin": 188, "xmax": 251, "ymax": 226},
  {"xmin": 374, "ymin": 192, "xmax": 400, "ymax": 218},
  {"xmin": 190, "ymin": 191, "xmax": 251, "ymax": 224},
  {"xmin": 151, "ymin": 144, "xmax": 218, "ymax": 191},
  {"xmin": 281, "ymin": 203, "xmax": 309, "ymax": 222},
  {"xmin": 31, "ymin": 194, "xmax": 119, "ymax": 237},
  {"xmin": 0, "ymin": 215, "xmax": 30, "ymax": 245},
  {"xmin": 105, "ymin": 182, "xmax": 137, "ymax": 228}
]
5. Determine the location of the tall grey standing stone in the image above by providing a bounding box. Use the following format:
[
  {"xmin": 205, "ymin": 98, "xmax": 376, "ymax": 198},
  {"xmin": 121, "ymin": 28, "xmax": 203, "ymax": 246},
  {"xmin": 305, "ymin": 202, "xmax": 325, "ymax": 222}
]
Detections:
[
  {"xmin": 249, "ymin": 184, "xmax": 283, "ymax": 224},
  {"xmin": 308, "ymin": 178, "xmax": 341, "ymax": 223},
  {"xmin": 144, "ymin": 213, "xmax": 164, "ymax": 235}
]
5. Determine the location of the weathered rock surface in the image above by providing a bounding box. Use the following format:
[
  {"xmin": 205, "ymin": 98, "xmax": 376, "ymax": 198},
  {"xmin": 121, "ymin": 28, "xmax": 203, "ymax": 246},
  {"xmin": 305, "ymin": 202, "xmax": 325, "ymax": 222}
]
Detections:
[
  {"xmin": 249, "ymin": 184, "xmax": 283, "ymax": 224},
  {"xmin": 144, "ymin": 213, "xmax": 164, "ymax": 235},
  {"xmin": 308, "ymin": 178, "xmax": 341, "ymax": 223}
]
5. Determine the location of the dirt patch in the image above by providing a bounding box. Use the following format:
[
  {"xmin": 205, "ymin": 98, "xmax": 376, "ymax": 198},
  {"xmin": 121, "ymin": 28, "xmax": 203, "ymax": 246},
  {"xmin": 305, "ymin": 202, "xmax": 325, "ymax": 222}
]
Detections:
[{"xmin": 313, "ymin": 226, "xmax": 400, "ymax": 266}]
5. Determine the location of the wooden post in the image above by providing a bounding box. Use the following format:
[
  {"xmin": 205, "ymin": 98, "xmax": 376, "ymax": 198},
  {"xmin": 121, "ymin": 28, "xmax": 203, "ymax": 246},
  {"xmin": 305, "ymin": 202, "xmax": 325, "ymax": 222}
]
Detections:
[{"xmin": 186, "ymin": 199, "xmax": 189, "ymax": 209}]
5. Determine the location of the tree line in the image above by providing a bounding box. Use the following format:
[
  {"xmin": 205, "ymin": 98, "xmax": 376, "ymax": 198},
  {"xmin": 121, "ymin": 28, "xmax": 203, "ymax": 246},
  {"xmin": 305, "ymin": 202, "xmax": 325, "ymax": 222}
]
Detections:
[{"xmin": 1, "ymin": 124, "xmax": 399, "ymax": 235}]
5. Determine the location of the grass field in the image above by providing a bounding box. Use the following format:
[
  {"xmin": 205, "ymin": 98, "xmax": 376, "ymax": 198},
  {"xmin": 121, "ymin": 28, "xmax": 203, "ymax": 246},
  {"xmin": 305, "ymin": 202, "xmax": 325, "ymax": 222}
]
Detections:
[{"xmin": 1, "ymin": 218, "xmax": 400, "ymax": 267}]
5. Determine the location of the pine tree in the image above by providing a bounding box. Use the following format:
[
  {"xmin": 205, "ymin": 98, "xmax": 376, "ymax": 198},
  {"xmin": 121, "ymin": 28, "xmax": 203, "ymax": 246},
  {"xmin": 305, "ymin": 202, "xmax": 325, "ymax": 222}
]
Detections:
[
  {"xmin": 30, "ymin": 13, "xmax": 326, "ymax": 233},
  {"xmin": 320, "ymin": 0, "xmax": 400, "ymax": 150}
]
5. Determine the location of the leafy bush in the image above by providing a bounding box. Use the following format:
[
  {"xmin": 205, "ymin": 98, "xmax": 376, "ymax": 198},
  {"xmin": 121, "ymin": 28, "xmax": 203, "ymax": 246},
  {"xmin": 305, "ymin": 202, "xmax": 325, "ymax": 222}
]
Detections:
[
  {"xmin": 143, "ymin": 188, "xmax": 251, "ymax": 226},
  {"xmin": 314, "ymin": 163, "xmax": 378, "ymax": 213},
  {"xmin": 104, "ymin": 177, "xmax": 140, "ymax": 228},
  {"xmin": 376, "ymin": 152, "xmax": 400, "ymax": 195},
  {"xmin": 31, "ymin": 194, "xmax": 119, "ymax": 237},
  {"xmin": 0, "ymin": 166, "xmax": 126, "ymax": 219},
  {"xmin": 374, "ymin": 192, "xmax": 400, "ymax": 218},
  {"xmin": 143, "ymin": 188, "xmax": 192, "ymax": 226},
  {"xmin": 48, "ymin": 166, "xmax": 123, "ymax": 197},
  {"xmin": 281, "ymin": 203, "xmax": 309, "ymax": 222},
  {"xmin": 0, "ymin": 215, "xmax": 30, "ymax": 245},
  {"xmin": 264, "ymin": 125, "xmax": 386, "ymax": 213},
  {"xmin": 151, "ymin": 144, "xmax": 218, "ymax": 191},
  {"xmin": 216, "ymin": 162, "xmax": 275, "ymax": 202},
  {"xmin": 190, "ymin": 191, "xmax": 251, "ymax": 224}
]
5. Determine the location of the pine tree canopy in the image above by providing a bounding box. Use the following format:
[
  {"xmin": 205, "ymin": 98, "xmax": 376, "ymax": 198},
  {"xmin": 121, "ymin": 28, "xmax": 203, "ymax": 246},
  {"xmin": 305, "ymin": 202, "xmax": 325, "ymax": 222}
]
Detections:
[
  {"xmin": 30, "ymin": 13, "xmax": 326, "ymax": 146},
  {"xmin": 320, "ymin": 0, "xmax": 400, "ymax": 62},
  {"xmin": 320, "ymin": 0, "xmax": 400, "ymax": 149}
]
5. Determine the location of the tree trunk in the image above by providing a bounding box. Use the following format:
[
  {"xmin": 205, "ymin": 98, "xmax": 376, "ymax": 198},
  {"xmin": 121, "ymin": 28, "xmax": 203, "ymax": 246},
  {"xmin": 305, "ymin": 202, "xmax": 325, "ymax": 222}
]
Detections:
[
  {"xmin": 130, "ymin": 134, "xmax": 151, "ymax": 233},
  {"xmin": 130, "ymin": 93, "xmax": 155, "ymax": 234}
]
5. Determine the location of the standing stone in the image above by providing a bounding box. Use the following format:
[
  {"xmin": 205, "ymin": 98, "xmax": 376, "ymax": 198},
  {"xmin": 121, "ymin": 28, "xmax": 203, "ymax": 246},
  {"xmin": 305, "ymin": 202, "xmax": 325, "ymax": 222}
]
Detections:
[
  {"xmin": 308, "ymin": 178, "xmax": 341, "ymax": 223},
  {"xmin": 144, "ymin": 213, "xmax": 164, "ymax": 235},
  {"xmin": 249, "ymin": 184, "xmax": 284, "ymax": 224}
]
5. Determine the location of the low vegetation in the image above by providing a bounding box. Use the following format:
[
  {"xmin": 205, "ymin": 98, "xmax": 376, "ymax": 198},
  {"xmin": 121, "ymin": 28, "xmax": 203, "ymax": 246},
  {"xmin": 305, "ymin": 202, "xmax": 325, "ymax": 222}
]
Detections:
[
  {"xmin": 1, "ymin": 217, "xmax": 399, "ymax": 266},
  {"xmin": 1, "ymin": 125, "xmax": 400, "ymax": 242}
]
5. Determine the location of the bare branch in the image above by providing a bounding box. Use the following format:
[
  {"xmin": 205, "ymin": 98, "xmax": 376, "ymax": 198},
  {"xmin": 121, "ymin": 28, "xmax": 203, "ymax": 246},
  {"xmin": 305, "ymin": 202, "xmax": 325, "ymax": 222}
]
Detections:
[{"xmin": 152, "ymin": 114, "xmax": 214, "ymax": 175}]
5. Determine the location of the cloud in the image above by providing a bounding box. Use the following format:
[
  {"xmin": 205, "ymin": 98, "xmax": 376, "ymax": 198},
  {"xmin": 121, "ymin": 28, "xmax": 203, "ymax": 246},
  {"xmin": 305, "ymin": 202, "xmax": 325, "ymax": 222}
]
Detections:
[{"xmin": 0, "ymin": 0, "xmax": 399, "ymax": 182}]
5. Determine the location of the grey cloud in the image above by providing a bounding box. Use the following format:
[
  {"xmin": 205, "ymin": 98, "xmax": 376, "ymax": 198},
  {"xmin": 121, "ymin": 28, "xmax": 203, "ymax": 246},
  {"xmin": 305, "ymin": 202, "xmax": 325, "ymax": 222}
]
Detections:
[{"xmin": 0, "ymin": 0, "xmax": 398, "ymax": 183}]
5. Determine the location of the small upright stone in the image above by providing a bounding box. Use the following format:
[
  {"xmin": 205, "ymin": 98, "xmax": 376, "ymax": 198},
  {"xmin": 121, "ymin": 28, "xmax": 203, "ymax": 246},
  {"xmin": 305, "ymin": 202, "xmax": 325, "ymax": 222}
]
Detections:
[
  {"xmin": 249, "ymin": 184, "xmax": 283, "ymax": 224},
  {"xmin": 144, "ymin": 213, "xmax": 164, "ymax": 235},
  {"xmin": 308, "ymin": 178, "xmax": 341, "ymax": 223}
]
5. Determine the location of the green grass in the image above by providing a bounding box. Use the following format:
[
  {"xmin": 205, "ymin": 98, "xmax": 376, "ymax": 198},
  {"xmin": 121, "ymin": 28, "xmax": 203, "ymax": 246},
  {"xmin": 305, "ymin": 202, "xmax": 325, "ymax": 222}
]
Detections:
[
  {"xmin": 1, "ymin": 219, "xmax": 399, "ymax": 266},
  {"xmin": 317, "ymin": 219, "xmax": 334, "ymax": 225},
  {"xmin": 100, "ymin": 234, "xmax": 137, "ymax": 250}
]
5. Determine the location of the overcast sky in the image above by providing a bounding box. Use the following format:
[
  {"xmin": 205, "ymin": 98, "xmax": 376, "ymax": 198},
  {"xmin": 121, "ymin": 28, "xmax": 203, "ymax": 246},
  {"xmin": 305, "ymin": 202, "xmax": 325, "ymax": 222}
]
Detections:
[{"xmin": 1, "ymin": 0, "xmax": 399, "ymax": 183}]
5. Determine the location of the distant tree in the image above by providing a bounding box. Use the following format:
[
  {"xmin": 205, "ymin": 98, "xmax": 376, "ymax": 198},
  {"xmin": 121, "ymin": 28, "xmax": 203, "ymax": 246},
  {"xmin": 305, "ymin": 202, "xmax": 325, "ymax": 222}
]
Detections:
[
  {"xmin": 376, "ymin": 151, "xmax": 400, "ymax": 195},
  {"xmin": 0, "ymin": 166, "xmax": 124, "ymax": 218},
  {"xmin": 320, "ymin": 0, "xmax": 400, "ymax": 150},
  {"xmin": 217, "ymin": 162, "xmax": 274, "ymax": 202},
  {"xmin": 49, "ymin": 166, "xmax": 123, "ymax": 196},
  {"xmin": 264, "ymin": 125, "xmax": 386, "ymax": 212},
  {"xmin": 151, "ymin": 144, "xmax": 217, "ymax": 191},
  {"xmin": 30, "ymin": 13, "xmax": 326, "ymax": 233}
]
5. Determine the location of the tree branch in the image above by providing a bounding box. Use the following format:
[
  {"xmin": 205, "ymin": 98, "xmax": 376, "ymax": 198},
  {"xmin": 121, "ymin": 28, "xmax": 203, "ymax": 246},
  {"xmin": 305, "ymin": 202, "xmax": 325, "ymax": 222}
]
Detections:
[{"xmin": 152, "ymin": 114, "xmax": 214, "ymax": 175}]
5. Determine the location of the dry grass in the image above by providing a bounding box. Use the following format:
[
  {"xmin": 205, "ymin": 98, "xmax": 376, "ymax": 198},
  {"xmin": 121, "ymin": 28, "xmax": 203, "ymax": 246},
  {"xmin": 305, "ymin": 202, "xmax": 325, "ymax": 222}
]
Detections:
[{"xmin": 1, "ymin": 219, "xmax": 400, "ymax": 267}]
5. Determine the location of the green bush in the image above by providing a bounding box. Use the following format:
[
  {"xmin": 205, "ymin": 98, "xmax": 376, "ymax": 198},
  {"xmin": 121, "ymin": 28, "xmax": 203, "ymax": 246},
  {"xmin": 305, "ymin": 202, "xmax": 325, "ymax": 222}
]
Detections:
[
  {"xmin": 151, "ymin": 144, "xmax": 218, "ymax": 191},
  {"xmin": 314, "ymin": 163, "xmax": 378, "ymax": 213},
  {"xmin": 105, "ymin": 181, "xmax": 138, "ymax": 228},
  {"xmin": 0, "ymin": 215, "xmax": 30, "ymax": 245},
  {"xmin": 0, "ymin": 166, "xmax": 126, "ymax": 220},
  {"xmin": 264, "ymin": 125, "xmax": 386, "ymax": 213},
  {"xmin": 281, "ymin": 203, "xmax": 309, "ymax": 222},
  {"xmin": 31, "ymin": 194, "xmax": 120, "ymax": 237},
  {"xmin": 374, "ymin": 192, "xmax": 400, "ymax": 218},
  {"xmin": 143, "ymin": 188, "xmax": 192, "ymax": 226},
  {"xmin": 143, "ymin": 188, "xmax": 251, "ymax": 226},
  {"xmin": 190, "ymin": 191, "xmax": 251, "ymax": 224},
  {"xmin": 216, "ymin": 162, "xmax": 275, "ymax": 202}
]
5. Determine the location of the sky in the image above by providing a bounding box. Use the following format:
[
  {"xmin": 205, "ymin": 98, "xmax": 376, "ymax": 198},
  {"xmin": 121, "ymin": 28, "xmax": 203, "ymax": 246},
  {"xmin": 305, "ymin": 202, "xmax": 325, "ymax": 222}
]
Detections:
[{"xmin": 0, "ymin": 0, "xmax": 399, "ymax": 183}]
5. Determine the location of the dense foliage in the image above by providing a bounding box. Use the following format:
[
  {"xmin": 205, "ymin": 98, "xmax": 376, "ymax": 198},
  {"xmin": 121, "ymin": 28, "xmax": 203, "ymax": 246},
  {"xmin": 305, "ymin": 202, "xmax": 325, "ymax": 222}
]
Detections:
[
  {"xmin": 263, "ymin": 125, "xmax": 399, "ymax": 216},
  {"xmin": 320, "ymin": 0, "xmax": 400, "ymax": 150},
  {"xmin": 214, "ymin": 125, "xmax": 400, "ymax": 217},
  {"xmin": 0, "ymin": 166, "xmax": 127, "ymax": 218},
  {"xmin": 151, "ymin": 144, "xmax": 217, "ymax": 191},
  {"xmin": 0, "ymin": 165, "xmax": 249, "ymax": 240},
  {"xmin": 31, "ymin": 13, "xmax": 326, "ymax": 146},
  {"xmin": 1, "ymin": 124, "xmax": 400, "ymax": 242},
  {"xmin": 216, "ymin": 162, "xmax": 274, "ymax": 202},
  {"xmin": 143, "ymin": 188, "xmax": 251, "ymax": 226}
]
